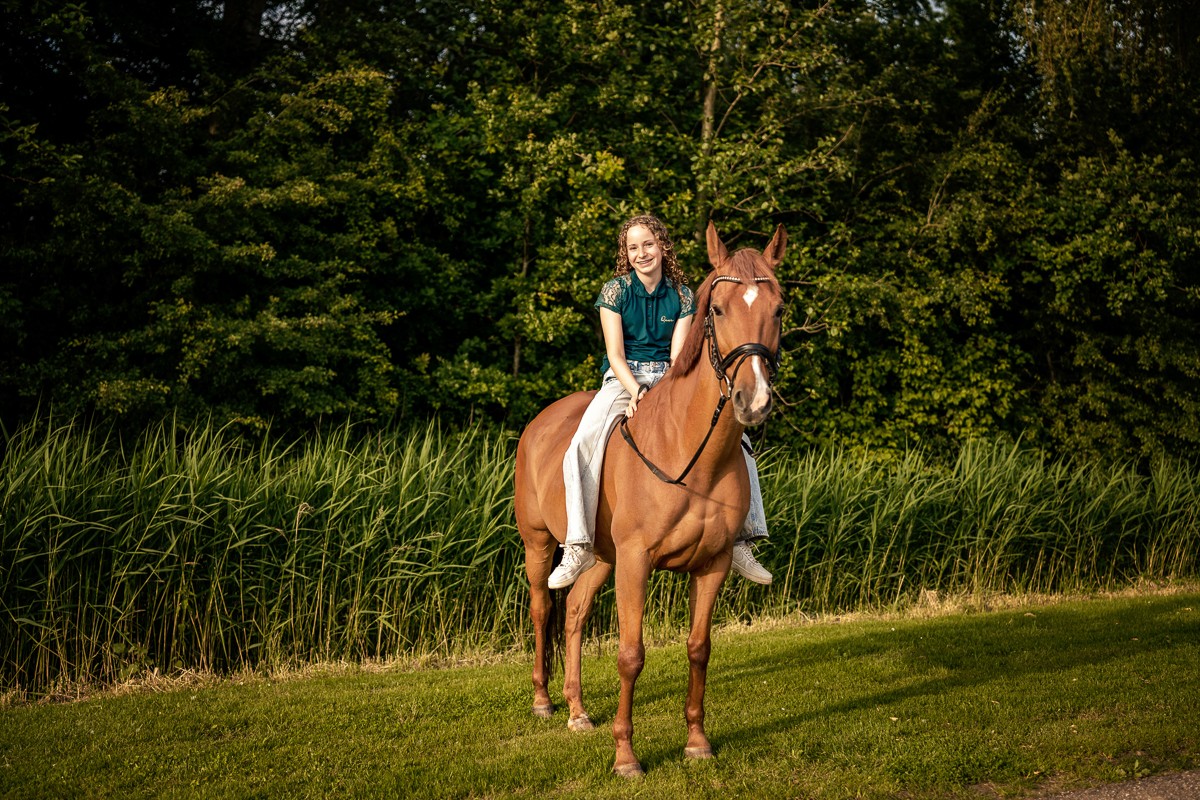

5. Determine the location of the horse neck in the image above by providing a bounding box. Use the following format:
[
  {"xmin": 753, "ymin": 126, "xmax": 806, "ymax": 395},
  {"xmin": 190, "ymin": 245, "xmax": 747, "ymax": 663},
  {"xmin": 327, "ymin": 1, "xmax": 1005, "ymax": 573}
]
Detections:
[{"xmin": 631, "ymin": 362, "xmax": 746, "ymax": 480}]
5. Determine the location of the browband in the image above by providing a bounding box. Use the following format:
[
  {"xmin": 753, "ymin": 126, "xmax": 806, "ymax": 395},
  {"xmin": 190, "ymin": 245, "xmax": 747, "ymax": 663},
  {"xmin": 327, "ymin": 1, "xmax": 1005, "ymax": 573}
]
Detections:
[{"xmin": 712, "ymin": 275, "xmax": 773, "ymax": 284}]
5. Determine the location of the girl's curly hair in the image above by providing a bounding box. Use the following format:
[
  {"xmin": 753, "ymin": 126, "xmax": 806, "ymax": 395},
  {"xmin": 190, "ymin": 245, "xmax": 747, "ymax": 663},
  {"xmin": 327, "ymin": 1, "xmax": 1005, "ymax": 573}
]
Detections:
[{"xmin": 614, "ymin": 214, "xmax": 688, "ymax": 286}]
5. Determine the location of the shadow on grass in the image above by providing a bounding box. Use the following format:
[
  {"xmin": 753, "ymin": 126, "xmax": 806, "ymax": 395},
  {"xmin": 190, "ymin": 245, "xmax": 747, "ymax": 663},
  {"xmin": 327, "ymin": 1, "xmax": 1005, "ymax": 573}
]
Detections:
[{"xmin": 705, "ymin": 595, "xmax": 1198, "ymax": 754}]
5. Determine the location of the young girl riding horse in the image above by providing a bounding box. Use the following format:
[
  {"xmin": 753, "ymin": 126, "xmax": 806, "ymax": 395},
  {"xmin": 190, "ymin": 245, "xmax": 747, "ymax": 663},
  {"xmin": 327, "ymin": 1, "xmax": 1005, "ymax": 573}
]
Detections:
[{"xmin": 548, "ymin": 213, "xmax": 772, "ymax": 589}]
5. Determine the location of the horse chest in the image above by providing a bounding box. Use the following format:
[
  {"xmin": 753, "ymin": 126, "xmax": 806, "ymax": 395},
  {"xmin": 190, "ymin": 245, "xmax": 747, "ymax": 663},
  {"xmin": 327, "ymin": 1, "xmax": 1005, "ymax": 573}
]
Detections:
[{"xmin": 598, "ymin": 487, "xmax": 742, "ymax": 569}]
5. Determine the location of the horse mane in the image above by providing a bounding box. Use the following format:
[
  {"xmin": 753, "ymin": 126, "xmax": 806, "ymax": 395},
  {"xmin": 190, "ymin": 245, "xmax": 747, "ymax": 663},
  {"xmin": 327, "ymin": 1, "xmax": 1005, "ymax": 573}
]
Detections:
[{"xmin": 672, "ymin": 248, "xmax": 776, "ymax": 377}]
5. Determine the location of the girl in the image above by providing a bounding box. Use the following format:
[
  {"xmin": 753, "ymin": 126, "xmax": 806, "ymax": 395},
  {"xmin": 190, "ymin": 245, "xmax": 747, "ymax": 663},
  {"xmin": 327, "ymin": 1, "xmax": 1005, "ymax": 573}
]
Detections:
[{"xmin": 549, "ymin": 214, "xmax": 771, "ymax": 589}]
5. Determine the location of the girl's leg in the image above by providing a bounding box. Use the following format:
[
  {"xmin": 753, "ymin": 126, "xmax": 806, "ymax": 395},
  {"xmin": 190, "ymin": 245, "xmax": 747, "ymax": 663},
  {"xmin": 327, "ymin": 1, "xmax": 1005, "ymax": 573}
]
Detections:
[
  {"xmin": 552, "ymin": 377, "xmax": 631, "ymax": 589},
  {"xmin": 731, "ymin": 436, "xmax": 772, "ymax": 584},
  {"xmin": 554, "ymin": 369, "xmax": 662, "ymax": 589},
  {"xmin": 562, "ymin": 377, "xmax": 631, "ymax": 547},
  {"xmin": 740, "ymin": 435, "xmax": 769, "ymax": 540}
]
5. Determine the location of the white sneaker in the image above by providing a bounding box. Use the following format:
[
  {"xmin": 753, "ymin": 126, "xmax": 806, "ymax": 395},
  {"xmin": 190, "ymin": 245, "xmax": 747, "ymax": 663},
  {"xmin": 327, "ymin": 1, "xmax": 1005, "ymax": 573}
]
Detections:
[
  {"xmin": 547, "ymin": 544, "xmax": 596, "ymax": 589},
  {"xmin": 731, "ymin": 540, "xmax": 772, "ymax": 584}
]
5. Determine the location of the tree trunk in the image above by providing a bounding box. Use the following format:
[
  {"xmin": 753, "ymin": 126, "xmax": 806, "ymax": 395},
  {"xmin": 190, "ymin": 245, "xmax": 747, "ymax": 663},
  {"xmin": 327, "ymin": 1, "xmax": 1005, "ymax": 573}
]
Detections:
[{"xmin": 695, "ymin": 1, "xmax": 724, "ymax": 243}]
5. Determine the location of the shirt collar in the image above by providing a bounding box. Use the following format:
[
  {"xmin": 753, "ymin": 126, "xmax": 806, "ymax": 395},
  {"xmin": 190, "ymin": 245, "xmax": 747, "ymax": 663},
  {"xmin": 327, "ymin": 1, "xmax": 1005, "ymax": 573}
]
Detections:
[{"xmin": 628, "ymin": 274, "xmax": 669, "ymax": 299}]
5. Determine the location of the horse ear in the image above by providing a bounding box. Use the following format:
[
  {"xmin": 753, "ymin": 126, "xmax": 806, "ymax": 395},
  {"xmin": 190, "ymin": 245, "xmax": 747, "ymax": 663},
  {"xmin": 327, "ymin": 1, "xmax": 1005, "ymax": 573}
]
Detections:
[
  {"xmin": 763, "ymin": 224, "xmax": 787, "ymax": 271},
  {"xmin": 706, "ymin": 220, "xmax": 729, "ymax": 270}
]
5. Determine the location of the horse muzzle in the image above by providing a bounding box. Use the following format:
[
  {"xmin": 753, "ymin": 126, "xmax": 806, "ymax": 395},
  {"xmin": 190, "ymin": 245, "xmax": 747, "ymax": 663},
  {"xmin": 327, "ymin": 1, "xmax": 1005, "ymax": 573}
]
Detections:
[{"xmin": 731, "ymin": 353, "xmax": 774, "ymax": 426}]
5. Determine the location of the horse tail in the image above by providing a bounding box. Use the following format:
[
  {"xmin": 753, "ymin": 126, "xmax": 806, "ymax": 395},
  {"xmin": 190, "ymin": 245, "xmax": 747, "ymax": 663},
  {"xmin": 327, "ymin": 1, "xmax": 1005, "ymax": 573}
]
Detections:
[{"xmin": 546, "ymin": 548, "xmax": 566, "ymax": 675}]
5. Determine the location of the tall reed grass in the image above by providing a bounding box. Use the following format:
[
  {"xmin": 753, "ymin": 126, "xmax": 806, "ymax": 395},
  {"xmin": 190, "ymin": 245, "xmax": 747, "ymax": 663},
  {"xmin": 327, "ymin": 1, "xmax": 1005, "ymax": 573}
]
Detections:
[{"xmin": 2, "ymin": 418, "xmax": 1197, "ymax": 696}]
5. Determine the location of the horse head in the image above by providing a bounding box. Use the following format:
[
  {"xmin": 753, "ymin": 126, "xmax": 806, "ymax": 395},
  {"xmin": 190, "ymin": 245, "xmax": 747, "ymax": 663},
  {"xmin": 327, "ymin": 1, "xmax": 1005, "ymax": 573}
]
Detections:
[{"xmin": 699, "ymin": 221, "xmax": 786, "ymax": 427}]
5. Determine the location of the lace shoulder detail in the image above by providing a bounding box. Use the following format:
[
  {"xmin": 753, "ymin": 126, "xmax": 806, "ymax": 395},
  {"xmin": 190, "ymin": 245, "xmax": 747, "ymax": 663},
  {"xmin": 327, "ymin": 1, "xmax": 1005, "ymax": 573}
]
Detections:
[
  {"xmin": 595, "ymin": 275, "xmax": 629, "ymax": 311},
  {"xmin": 677, "ymin": 283, "xmax": 696, "ymax": 318}
]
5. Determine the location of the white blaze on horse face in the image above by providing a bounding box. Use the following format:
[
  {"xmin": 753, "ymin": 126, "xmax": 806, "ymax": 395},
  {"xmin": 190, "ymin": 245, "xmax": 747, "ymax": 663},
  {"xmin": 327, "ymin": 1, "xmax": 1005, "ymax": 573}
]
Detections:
[
  {"xmin": 750, "ymin": 357, "xmax": 771, "ymax": 410},
  {"xmin": 742, "ymin": 286, "xmax": 759, "ymax": 309}
]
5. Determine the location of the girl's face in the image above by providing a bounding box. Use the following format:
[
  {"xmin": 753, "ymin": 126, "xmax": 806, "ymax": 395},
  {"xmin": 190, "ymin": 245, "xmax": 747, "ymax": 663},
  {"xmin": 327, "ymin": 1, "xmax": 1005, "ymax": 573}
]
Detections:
[{"xmin": 625, "ymin": 224, "xmax": 663, "ymax": 283}]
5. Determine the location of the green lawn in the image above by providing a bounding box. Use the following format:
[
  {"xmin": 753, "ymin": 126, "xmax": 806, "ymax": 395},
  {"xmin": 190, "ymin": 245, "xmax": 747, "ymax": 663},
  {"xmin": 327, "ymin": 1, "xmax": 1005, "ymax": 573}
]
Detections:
[{"xmin": 2, "ymin": 590, "xmax": 1197, "ymax": 799}]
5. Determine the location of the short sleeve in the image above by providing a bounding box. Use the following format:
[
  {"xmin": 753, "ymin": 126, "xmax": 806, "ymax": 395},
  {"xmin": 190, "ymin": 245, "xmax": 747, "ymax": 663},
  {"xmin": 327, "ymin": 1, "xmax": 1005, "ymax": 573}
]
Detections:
[
  {"xmin": 595, "ymin": 277, "xmax": 626, "ymax": 312},
  {"xmin": 678, "ymin": 284, "xmax": 696, "ymax": 318}
]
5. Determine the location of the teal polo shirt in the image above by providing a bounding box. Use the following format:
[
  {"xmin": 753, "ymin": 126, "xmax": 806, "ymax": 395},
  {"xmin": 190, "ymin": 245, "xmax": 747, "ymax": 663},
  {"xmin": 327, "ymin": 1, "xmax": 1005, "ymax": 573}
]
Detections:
[{"xmin": 594, "ymin": 274, "xmax": 695, "ymax": 373}]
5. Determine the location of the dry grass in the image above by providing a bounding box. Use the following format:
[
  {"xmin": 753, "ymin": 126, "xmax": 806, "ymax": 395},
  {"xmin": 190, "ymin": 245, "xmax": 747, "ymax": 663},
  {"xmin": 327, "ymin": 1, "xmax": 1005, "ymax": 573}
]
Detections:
[{"xmin": 12, "ymin": 579, "xmax": 1195, "ymax": 710}]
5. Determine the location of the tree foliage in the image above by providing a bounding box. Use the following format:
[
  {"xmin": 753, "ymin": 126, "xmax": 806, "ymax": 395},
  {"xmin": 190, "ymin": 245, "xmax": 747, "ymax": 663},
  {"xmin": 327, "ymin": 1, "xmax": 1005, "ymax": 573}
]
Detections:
[{"xmin": 1, "ymin": 0, "xmax": 1198, "ymax": 460}]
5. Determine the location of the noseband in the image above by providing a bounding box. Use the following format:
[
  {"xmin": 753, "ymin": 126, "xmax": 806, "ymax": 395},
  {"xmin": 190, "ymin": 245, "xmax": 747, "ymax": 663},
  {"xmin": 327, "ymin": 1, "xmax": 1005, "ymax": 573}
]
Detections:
[{"xmin": 620, "ymin": 274, "xmax": 780, "ymax": 486}]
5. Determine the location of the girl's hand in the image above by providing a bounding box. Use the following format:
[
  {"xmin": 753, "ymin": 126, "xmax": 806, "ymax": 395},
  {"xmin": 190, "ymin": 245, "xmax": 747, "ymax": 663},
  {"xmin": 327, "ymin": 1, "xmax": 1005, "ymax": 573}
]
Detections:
[{"xmin": 624, "ymin": 385, "xmax": 648, "ymax": 418}]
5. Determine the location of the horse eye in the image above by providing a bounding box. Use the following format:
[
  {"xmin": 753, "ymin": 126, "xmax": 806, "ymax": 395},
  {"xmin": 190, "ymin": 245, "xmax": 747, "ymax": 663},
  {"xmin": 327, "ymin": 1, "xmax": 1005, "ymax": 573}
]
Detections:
[
  {"xmin": 712, "ymin": 305, "xmax": 724, "ymax": 317},
  {"xmin": 774, "ymin": 305, "xmax": 783, "ymax": 319}
]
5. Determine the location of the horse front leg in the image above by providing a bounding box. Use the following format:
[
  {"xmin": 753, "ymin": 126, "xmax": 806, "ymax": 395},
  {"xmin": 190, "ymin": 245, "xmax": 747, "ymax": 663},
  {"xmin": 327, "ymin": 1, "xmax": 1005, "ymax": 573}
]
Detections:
[
  {"xmin": 524, "ymin": 537, "xmax": 557, "ymax": 718},
  {"xmin": 612, "ymin": 551, "xmax": 651, "ymax": 777},
  {"xmin": 684, "ymin": 560, "xmax": 730, "ymax": 759},
  {"xmin": 562, "ymin": 560, "xmax": 612, "ymax": 731}
]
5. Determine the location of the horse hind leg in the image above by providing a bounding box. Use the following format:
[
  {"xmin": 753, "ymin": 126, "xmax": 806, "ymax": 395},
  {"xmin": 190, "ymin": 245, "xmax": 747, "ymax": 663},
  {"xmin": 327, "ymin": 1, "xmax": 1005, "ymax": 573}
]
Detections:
[
  {"xmin": 562, "ymin": 560, "xmax": 612, "ymax": 731},
  {"xmin": 524, "ymin": 533, "xmax": 557, "ymax": 718}
]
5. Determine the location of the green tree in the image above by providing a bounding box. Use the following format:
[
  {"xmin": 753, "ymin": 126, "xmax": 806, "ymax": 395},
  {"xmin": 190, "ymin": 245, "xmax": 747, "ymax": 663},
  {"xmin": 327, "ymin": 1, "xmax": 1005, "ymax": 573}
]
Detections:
[
  {"xmin": 3, "ymin": 0, "xmax": 1199, "ymax": 461},
  {"xmin": 1012, "ymin": 0, "xmax": 1200, "ymax": 458}
]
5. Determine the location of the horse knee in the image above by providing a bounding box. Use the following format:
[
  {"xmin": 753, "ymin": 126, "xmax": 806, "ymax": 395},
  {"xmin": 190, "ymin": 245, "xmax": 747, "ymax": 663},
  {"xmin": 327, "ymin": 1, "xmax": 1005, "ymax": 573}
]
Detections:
[{"xmin": 617, "ymin": 644, "xmax": 645, "ymax": 679}]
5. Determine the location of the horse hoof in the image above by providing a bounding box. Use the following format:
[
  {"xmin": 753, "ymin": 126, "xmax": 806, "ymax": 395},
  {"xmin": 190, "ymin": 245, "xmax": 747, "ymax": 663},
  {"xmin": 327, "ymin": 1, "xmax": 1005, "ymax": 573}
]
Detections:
[
  {"xmin": 685, "ymin": 745, "xmax": 714, "ymax": 760},
  {"xmin": 532, "ymin": 704, "xmax": 553, "ymax": 719},
  {"xmin": 567, "ymin": 713, "xmax": 593, "ymax": 732},
  {"xmin": 612, "ymin": 761, "xmax": 645, "ymax": 778}
]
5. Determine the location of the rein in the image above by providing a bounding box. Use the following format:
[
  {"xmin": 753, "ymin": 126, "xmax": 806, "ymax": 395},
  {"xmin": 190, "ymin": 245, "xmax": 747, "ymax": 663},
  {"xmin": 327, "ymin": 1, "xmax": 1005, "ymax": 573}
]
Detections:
[{"xmin": 619, "ymin": 275, "xmax": 779, "ymax": 486}]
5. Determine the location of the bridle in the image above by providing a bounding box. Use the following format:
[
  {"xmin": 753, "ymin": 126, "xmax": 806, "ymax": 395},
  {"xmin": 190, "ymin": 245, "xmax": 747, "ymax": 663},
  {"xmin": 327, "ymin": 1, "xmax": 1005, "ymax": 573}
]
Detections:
[{"xmin": 619, "ymin": 274, "xmax": 780, "ymax": 486}]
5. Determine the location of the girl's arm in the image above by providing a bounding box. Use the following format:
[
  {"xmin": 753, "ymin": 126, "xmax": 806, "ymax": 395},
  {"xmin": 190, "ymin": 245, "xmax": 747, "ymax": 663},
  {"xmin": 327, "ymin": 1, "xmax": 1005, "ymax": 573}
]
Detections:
[
  {"xmin": 668, "ymin": 315, "xmax": 693, "ymax": 366},
  {"xmin": 600, "ymin": 307, "xmax": 644, "ymax": 417}
]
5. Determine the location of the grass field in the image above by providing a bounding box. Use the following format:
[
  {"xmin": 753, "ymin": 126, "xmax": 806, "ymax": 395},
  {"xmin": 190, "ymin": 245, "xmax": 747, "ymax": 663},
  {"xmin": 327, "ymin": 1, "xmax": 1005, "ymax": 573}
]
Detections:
[
  {"xmin": 2, "ymin": 589, "xmax": 1197, "ymax": 799},
  {"xmin": 3, "ymin": 417, "xmax": 1198, "ymax": 698}
]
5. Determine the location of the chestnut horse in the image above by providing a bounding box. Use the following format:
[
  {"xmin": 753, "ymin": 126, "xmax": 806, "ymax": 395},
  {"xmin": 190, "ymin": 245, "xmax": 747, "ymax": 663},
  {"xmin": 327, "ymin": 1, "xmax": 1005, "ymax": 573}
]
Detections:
[{"xmin": 514, "ymin": 221, "xmax": 785, "ymax": 776}]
